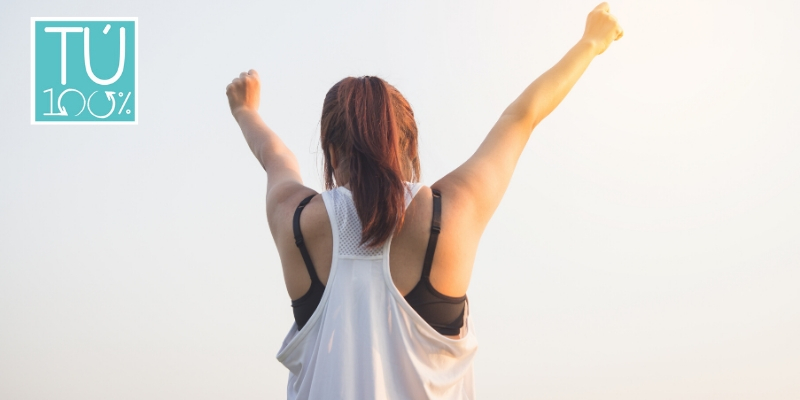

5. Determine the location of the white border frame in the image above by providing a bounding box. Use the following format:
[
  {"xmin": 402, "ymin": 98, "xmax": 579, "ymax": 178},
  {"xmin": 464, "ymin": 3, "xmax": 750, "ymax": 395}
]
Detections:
[{"xmin": 31, "ymin": 17, "xmax": 139, "ymax": 125}]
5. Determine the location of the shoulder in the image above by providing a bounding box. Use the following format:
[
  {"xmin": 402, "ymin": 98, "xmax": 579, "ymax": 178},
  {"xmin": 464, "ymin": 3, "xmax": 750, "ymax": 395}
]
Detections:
[{"xmin": 266, "ymin": 181, "xmax": 323, "ymax": 246}]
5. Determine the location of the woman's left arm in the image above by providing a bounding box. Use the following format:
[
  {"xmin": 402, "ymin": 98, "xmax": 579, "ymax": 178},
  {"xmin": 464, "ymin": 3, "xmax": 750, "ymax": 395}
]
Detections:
[{"xmin": 226, "ymin": 69, "xmax": 310, "ymax": 216}]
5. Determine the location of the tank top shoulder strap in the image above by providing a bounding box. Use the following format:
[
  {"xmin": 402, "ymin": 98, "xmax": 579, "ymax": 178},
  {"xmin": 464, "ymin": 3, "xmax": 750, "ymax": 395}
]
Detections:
[
  {"xmin": 293, "ymin": 193, "xmax": 322, "ymax": 285},
  {"xmin": 420, "ymin": 188, "xmax": 441, "ymax": 279}
]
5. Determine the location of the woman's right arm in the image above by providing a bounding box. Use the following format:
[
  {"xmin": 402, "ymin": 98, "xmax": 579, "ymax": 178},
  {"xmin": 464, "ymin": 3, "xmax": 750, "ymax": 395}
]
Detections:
[{"xmin": 433, "ymin": 2, "xmax": 623, "ymax": 230}]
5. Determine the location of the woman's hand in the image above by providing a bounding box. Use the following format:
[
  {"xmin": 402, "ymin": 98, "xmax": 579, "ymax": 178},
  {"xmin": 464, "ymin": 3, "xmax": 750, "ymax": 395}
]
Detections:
[
  {"xmin": 581, "ymin": 2, "xmax": 624, "ymax": 55},
  {"xmin": 226, "ymin": 69, "xmax": 261, "ymax": 119}
]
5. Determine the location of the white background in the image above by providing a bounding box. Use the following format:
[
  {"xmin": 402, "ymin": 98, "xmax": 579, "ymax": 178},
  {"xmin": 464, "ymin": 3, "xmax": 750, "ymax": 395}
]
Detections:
[{"xmin": 1, "ymin": 0, "xmax": 798, "ymax": 398}]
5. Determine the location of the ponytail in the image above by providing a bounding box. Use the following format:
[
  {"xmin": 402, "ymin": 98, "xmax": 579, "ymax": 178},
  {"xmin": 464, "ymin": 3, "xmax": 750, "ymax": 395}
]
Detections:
[{"xmin": 320, "ymin": 76, "xmax": 420, "ymax": 247}]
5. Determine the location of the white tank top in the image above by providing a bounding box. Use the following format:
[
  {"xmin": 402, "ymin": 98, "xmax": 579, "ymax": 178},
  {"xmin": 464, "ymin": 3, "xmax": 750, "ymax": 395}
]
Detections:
[{"xmin": 276, "ymin": 182, "xmax": 478, "ymax": 399}]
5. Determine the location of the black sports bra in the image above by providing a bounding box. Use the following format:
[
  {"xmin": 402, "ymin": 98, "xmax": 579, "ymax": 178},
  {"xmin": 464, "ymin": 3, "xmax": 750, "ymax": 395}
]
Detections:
[{"xmin": 291, "ymin": 188, "xmax": 467, "ymax": 336}]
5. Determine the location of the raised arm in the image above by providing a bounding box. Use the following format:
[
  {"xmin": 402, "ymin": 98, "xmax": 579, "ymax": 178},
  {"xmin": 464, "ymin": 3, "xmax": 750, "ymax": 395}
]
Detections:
[
  {"xmin": 226, "ymin": 70, "xmax": 311, "ymax": 219},
  {"xmin": 433, "ymin": 2, "xmax": 624, "ymax": 229}
]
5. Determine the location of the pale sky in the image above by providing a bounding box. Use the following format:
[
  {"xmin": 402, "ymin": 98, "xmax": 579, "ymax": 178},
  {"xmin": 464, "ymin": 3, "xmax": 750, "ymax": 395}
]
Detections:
[{"xmin": 1, "ymin": 0, "xmax": 799, "ymax": 399}]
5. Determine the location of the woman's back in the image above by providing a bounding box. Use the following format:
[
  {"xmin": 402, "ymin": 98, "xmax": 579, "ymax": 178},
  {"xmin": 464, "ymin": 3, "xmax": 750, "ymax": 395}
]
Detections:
[
  {"xmin": 276, "ymin": 183, "xmax": 478, "ymax": 399},
  {"xmin": 275, "ymin": 184, "xmax": 474, "ymax": 314}
]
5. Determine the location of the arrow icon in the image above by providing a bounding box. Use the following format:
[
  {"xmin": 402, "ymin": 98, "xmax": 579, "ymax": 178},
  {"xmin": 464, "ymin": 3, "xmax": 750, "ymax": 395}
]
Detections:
[
  {"xmin": 87, "ymin": 91, "xmax": 116, "ymax": 119},
  {"xmin": 43, "ymin": 88, "xmax": 86, "ymax": 116}
]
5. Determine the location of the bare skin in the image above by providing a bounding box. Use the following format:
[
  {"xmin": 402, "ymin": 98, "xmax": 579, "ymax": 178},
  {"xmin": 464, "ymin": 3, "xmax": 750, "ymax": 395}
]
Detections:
[{"xmin": 226, "ymin": 3, "xmax": 623, "ymax": 338}]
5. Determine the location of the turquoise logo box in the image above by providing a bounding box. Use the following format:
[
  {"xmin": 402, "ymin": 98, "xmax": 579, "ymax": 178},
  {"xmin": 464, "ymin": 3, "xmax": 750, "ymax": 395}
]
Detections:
[{"xmin": 31, "ymin": 18, "xmax": 137, "ymax": 124}]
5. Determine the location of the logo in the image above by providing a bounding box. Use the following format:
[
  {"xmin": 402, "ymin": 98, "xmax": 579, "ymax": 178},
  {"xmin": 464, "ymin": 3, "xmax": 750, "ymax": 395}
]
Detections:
[{"xmin": 31, "ymin": 18, "xmax": 137, "ymax": 124}]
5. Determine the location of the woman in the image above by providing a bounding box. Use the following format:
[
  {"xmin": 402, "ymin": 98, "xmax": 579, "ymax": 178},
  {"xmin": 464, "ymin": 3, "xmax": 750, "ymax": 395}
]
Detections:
[{"xmin": 226, "ymin": 3, "xmax": 622, "ymax": 399}]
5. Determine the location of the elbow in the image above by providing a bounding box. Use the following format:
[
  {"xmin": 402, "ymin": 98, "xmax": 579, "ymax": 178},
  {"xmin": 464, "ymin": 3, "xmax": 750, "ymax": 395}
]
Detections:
[
  {"xmin": 501, "ymin": 106, "xmax": 539, "ymax": 133},
  {"xmin": 261, "ymin": 149, "xmax": 300, "ymax": 176},
  {"xmin": 499, "ymin": 111, "xmax": 538, "ymax": 136}
]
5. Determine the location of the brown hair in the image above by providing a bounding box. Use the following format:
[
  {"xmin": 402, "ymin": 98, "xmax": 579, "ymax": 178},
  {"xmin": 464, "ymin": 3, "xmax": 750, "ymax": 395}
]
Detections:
[{"xmin": 320, "ymin": 76, "xmax": 420, "ymax": 247}]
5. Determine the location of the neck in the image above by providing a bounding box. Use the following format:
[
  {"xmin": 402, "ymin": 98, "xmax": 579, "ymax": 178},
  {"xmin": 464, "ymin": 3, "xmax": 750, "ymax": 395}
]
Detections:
[{"xmin": 333, "ymin": 165, "xmax": 349, "ymax": 188}]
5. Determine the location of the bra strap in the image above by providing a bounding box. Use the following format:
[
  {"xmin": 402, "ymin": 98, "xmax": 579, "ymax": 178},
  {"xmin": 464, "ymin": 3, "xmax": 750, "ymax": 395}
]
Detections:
[
  {"xmin": 420, "ymin": 188, "xmax": 442, "ymax": 279},
  {"xmin": 293, "ymin": 194, "xmax": 322, "ymax": 284}
]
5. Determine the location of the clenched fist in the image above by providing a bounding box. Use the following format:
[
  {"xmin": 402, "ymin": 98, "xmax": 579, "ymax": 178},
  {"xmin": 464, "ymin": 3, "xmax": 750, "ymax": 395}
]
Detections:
[
  {"xmin": 226, "ymin": 69, "xmax": 261, "ymax": 118},
  {"xmin": 581, "ymin": 3, "xmax": 624, "ymax": 55}
]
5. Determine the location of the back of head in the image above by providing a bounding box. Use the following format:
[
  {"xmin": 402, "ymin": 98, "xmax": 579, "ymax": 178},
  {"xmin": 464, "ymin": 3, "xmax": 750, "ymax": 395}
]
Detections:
[{"xmin": 320, "ymin": 76, "xmax": 420, "ymax": 248}]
